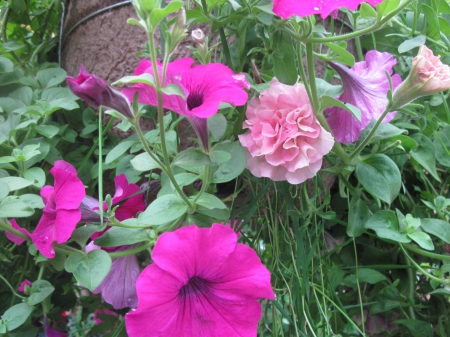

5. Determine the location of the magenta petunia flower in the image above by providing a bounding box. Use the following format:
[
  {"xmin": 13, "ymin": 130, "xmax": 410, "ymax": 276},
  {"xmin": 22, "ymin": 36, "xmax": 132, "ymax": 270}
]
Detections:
[
  {"xmin": 122, "ymin": 58, "xmax": 249, "ymax": 119},
  {"xmin": 5, "ymin": 219, "xmax": 30, "ymax": 245},
  {"xmin": 125, "ymin": 224, "xmax": 275, "ymax": 337},
  {"xmin": 31, "ymin": 160, "xmax": 86, "ymax": 259},
  {"xmin": 325, "ymin": 50, "xmax": 402, "ymax": 143},
  {"xmin": 18, "ymin": 280, "xmax": 33, "ymax": 294},
  {"xmin": 110, "ymin": 174, "xmax": 146, "ymax": 221},
  {"xmin": 67, "ymin": 66, "xmax": 134, "ymax": 119},
  {"xmin": 272, "ymin": 0, "xmax": 383, "ymax": 19},
  {"xmin": 87, "ymin": 242, "xmax": 141, "ymax": 310}
]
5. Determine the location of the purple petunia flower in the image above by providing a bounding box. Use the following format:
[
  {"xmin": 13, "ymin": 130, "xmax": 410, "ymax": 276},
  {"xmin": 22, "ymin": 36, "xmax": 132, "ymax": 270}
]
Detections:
[
  {"xmin": 67, "ymin": 66, "xmax": 134, "ymax": 119},
  {"xmin": 325, "ymin": 50, "xmax": 402, "ymax": 143},
  {"xmin": 125, "ymin": 224, "xmax": 275, "ymax": 337}
]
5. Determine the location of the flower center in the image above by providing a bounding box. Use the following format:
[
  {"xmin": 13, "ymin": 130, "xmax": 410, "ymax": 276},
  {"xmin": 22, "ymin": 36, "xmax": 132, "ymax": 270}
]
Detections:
[
  {"xmin": 186, "ymin": 92, "xmax": 204, "ymax": 111},
  {"xmin": 179, "ymin": 276, "xmax": 209, "ymax": 298}
]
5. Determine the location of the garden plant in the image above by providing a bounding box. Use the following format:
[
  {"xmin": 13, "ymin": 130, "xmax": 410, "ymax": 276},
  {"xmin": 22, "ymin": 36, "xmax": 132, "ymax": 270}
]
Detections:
[{"xmin": 1, "ymin": 0, "xmax": 450, "ymax": 336}]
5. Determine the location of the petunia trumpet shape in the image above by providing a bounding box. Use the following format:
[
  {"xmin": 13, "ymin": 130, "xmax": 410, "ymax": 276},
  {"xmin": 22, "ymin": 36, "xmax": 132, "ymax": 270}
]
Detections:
[
  {"xmin": 5, "ymin": 219, "xmax": 30, "ymax": 245},
  {"xmin": 272, "ymin": 0, "xmax": 383, "ymax": 19},
  {"xmin": 122, "ymin": 58, "xmax": 250, "ymax": 150},
  {"xmin": 325, "ymin": 50, "xmax": 402, "ymax": 143},
  {"xmin": 67, "ymin": 66, "xmax": 134, "ymax": 119},
  {"xmin": 31, "ymin": 160, "xmax": 85, "ymax": 258},
  {"xmin": 86, "ymin": 242, "xmax": 141, "ymax": 310},
  {"xmin": 391, "ymin": 45, "xmax": 450, "ymax": 110},
  {"xmin": 125, "ymin": 224, "xmax": 275, "ymax": 337}
]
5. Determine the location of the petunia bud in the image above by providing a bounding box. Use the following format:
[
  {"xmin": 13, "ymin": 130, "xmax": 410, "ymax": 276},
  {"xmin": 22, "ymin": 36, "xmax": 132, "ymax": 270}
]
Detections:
[
  {"xmin": 391, "ymin": 45, "xmax": 450, "ymax": 110},
  {"xmin": 191, "ymin": 29, "xmax": 205, "ymax": 45},
  {"xmin": 67, "ymin": 66, "xmax": 134, "ymax": 119}
]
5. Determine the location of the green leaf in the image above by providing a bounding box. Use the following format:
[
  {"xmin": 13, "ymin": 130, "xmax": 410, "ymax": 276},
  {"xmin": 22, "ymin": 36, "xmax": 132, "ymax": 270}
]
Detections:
[
  {"xmin": 366, "ymin": 210, "xmax": 410, "ymax": 243},
  {"xmin": 34, "ymin": 125, "xmax": 60, "ymax": 139},
  {"xmin": 105, "ymin": 141, "xmax": 136, "ymax": 164},
  {"xmin": 321, "ymin": 96, "xmax": 361, "ymax": 121},
  {"xmin": 212, "ymin": 141, "xmax": 247, "ymax": 183},
  {"xmin": 360, "ymin": 2, "xmax": 377, "ymax": 17},
  {"xmin": 149, "ymin": 1, "xmax": 184, "ymax": 28},
  {"xmin": 161, "ymin": 83, "xmax": 186, "ymax": 99},
  {"xmin": 0, "ymin": 177, "xmax": 33, "ymax": 191},
  {"xmin": 0, "ymin": 181, "xmax": 10, "ymax": 200},
  {"xmin": 27, "ymin": 280, "xmax": 55, "ymax": 306},
  {"xmin": 138, "ymin": 194, "xmax": 188, "ymax": 226},
  {"xmin": 9, "ymin": 87, "xmax": 32, "ymax": 106},
  {"xmin": 408, "ymin": 231, "xmax": 434, "ymax": 250},
  {"xmin": 0, "ymin": 197, "xmax": 35, "ymax": 218},
  {"xmin": 410, "ymin": 134, "xmax": 440, "ymax": 182},
  {"xmin": 112, "ymin": 73, "xmax": 155, "ymax": 86},
  {"xmin": 272, "ymin": 30, "xmax": 297, "ymax": 85},
  {"xmin": 347, "ymin": 192, "xmax": 370, "ymax": 237},
  {"xmin": 421, "ymin": 218, "xmax": 450, "ymax": 244},
  {"xmin": 95, "ymin": 227, "xmax": 149, "ymax": 247},
  {"xmin": 377, "ymin": 0, "xmax": 400, "ymax": 17},
  {"xmin": 193, "ymin": 193, "xmax": 228, "ymax": 210},
  {"xmin": 36, "ymin": 68, "xmax": 67, "ymax": 89},
  {"xmin": 65, "ymin": 250, "xmax": 112, "ymax": 291},
  {"xmin": 42, "ymin": 87, "xmax": 79, "ymax": 102},
  {"xmin": 173, "ymin": 148, "xmax": 211, "ymax": 168},
  {"xmin": 421, "ymin": 4, "xmax": 441, "ymax": 41},
  {"xmin": 325, "ymin": 42, "xmax": 355, "ymax": 66},
  {"xmin": 208, "ymin": 113, "xmax": 227, "ymax": 141},
  {"xmin": 433, "ymin": 126, "xmax": 450, "ymax": 167},
  {"xmin": 315, "ymin": 78, "xmax": 342, "ymax": 98},
  {"xmin": 344, "ymin": 268, "xmax": 387, "ymax": 288},
  {"xmin": 2, "ymin": 303, "xmax": 34, "ymax": 331},
  {"xmin": 210, "ymin": 150, "xmax": 231, "ymax": 164},
  {"xmin": 395, "ymin": 319, "xmax": 433, "ymax": 337},
  {"xmin": 23, "ymin": 167, "xmax": 46, "ymax": 188},
  {"xmin": 398, "ymin": 35, "xmax": 427, "ymax": 54},
  {"xmin": 130, "ymin": 152, "xmax": 161, "ymax": 171},
  {"xmin": 173, "ymin": 173, "xmax": 198, "ymax": 187},
  {"xmin": 0, "ymin": 57, "xmax": 14, "ymax": 73},
  {"xmin": 355, "ymin": 154, "xmax": 401, "ymax": 203}
]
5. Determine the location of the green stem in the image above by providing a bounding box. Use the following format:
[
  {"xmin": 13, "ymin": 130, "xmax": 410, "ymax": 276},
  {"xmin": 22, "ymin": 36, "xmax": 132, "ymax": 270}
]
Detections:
[
  {"xmin": 0, "ymin": 273, "xmax": 25, "ymax": 299},
  {"xmin": 297, "ymin": 42, "xmax": 313, "ymax": 102},
  {"xmin": 404, "ymin": 253, "xmax": 416, "ymax": 320},
  {"xmin": 219, "ymin": 27, "xmax": 234, "ymax": 71},
  {"xmin": 109, "ymin": 241, "xmax": 154, "ymax": 258},
  {"xmin": 349, "ymin": 105, "xmax": 390, "ymax": 159},
  {"xmin": 0, "ymin": 7, "xmax": 29, "ymax": 71},
  {"xmin": 400, "ymin": 244, "xmax": 450, "ymax": 285},
  {"xmin": 57, "ymin": 244, "xmax": 84, "ymax": 254},
  {"xmin": 191, "ymin": 163, "xmax": 211, "ymax": 205},
  {"xmin": 353, "ymin": 239, "xmax": 365, "ymax": 335},
  {"xmin": 392, "ymin": 17, "xmax": 448, "ymax": 50},
  {"xmin": 98, "ymin": 106, "xmax": 104, "ymax": 226},
  {"xmin": 0, "ymin": 220, "xmax": 30, "ymax": 241},
  {"xmin": 402, "ymin": 243, "xmax": 450, "ymax": 261},
  {"xmin": 306, "ymin": 43, "xmax": 320, "ymax": 113},
  {"xmin": 133, "ymin": 122, "xmax": 193, "ymax": 209}
]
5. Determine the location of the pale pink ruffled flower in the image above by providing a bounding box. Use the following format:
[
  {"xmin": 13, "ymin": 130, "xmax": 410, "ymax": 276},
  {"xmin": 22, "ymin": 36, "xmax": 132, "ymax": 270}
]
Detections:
[
  {"xmin": 239, "ymin": 78, "xmax": 334, "ymax": 184},
  {"xmin": 392, "ymin": 45, "xmax": 450, "ymax": 109},
  {"xmin": 125, "ymin": 224, "xmax": 274, "ymax": 337},
  {"xmin": 31, "ymin": 160, "xmax": 86, "ymax": 258},
  {"xmin": 326, "ymin": 51, "xmax": 402, "ymax": 143},
  {"xmin": 272, "ymin": 0, "xmax": 382, "ymax": 19}
]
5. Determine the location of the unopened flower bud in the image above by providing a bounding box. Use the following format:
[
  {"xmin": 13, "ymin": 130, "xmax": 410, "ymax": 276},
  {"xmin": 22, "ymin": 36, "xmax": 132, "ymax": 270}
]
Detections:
[
  {"xmin": 171, "ymin": 7, "xmax": 186, "ymax": 39},
  {"xmin": 391, "ymin": 45, "xmax": 450, "ymax": 110},
  {"xmin": 191, "ymin": 29, "xmax": 205, "ymax": 45},
  {"xmin": 67, "ymin": 66, "xmax": 134, "ymax": 119}
]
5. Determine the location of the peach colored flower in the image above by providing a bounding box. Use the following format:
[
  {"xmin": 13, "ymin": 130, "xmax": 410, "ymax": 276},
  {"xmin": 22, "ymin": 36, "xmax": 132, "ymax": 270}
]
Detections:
[
  {"xmin": 392, "ymin": 45, "xmax": 450, "ymax": 109},
  {"xmin": 239, "ymin": 78, "xmax": 334, "ymax": 184}
]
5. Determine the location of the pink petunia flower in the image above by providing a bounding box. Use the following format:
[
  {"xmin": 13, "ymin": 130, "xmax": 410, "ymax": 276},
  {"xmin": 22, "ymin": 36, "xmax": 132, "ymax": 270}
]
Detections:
[
  {"xmin": 239, "ymin": 78, "xmax": 334, "ymax": 184},
  {"xmin": 18, "ymin": 280, "xmax": 32, "ymax": 294},
  {"xmin": 272, "ymin": 0, "xmax": 383, "ymax": 19},
  {"xmin": 325, "ymin": 51, "xmax": 402, "ymax": 143},
  {"xmin": 125, "ymin": 224, "xmax": 275, "ymax": 337},
  {"xmin": 67, "ymin": 66, "xmax": 134, "ymax": 119},
  {"xmin": 122, "ymin": 58, "xmax": 249, "ymax": 150},
  {"xmin": 391, "ymin": 45, "xmax": 450, "ymax": 110},
  {"xmin": 31, "ymin": 160, "xmax": 86, "ymax": 259},
  {"xmin": 5, "ymin": 219, "xmax": 30, "ymax": 245}
]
